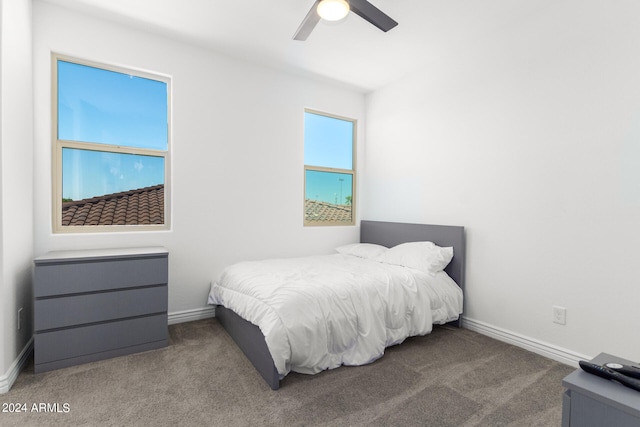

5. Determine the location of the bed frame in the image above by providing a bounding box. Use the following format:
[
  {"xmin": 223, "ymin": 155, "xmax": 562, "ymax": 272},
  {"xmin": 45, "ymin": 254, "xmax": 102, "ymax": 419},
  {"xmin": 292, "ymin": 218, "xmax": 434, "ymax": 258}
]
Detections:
[{"xmin": 215, "ymin": 220, "xmax": 465, "ymax": 390}]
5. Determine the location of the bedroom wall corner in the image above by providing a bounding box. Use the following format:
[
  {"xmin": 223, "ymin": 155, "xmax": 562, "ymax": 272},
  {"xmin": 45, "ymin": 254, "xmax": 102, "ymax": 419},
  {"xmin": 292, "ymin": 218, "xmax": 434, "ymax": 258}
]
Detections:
[{"xmin": 0, "ymin": 0, "xmax": 35, "ymax": 392}]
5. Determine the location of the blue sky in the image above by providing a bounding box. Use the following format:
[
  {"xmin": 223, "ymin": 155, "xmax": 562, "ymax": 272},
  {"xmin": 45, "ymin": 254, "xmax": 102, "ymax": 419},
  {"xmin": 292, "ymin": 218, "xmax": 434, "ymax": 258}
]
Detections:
[
  {"xmin": 304, "ymin": 112, "xmax": 354, "ymax": 204},
  {"xmin": 62, "ymin": 148, "xmax": 164, "ymax": 201},
  {"xmin": 305, "ymin": 170, "xmax": 353, "ymax": 205},
  {"xmin": 58, "ymin": 60, "xmax": 167, "ymax": 200}
]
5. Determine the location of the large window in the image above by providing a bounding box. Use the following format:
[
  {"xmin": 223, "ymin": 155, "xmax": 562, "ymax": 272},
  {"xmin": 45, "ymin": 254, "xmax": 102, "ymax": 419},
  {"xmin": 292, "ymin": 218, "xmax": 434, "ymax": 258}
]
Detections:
[
  {"xmin": 52, "ymin": 54, "xmax": 170, "ymax": 232},
  {"xmin": 304, "ymin": 110, "xmax": 356, "ymax": 226}
]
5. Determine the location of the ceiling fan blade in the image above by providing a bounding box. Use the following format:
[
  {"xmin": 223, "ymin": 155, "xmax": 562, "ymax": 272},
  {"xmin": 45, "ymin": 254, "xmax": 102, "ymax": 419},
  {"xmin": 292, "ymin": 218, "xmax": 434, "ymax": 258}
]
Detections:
[
  {"xmin": 293, "ymin": 0, "xmax": 322, "ymax": 41},
  {"xmin": 349, "ymin": 0, "xmax": 398, "ymax": 32}
]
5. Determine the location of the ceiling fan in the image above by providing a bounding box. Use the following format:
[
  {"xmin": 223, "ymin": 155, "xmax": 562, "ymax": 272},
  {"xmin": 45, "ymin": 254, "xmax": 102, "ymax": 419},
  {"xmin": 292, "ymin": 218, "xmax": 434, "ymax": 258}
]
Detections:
[{"xmin": 293, "ymin": 0, "xmax": 398, "ymax": 41}]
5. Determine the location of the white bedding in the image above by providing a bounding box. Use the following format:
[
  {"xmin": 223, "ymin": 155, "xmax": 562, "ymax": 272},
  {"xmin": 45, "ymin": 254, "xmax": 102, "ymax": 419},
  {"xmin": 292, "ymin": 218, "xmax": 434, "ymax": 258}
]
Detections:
[{"xmin": 208, "ymin": 253, "xmax": 463, "ymax": 379}]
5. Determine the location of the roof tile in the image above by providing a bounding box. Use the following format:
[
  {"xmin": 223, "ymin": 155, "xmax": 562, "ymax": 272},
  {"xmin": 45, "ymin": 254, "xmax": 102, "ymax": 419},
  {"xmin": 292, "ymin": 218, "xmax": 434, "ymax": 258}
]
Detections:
[
  {"xmin": 305, "ymin": 199, "xmax": 352, "ymax": 223},
  {"xmin": 62, "ymin": 185, "xmax": 164, "ymax": 227}
]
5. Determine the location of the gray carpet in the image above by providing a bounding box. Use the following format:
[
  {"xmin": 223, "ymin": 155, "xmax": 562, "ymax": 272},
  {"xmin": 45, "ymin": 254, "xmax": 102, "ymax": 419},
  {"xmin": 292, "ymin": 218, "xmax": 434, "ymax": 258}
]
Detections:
[{"xmin": 1, "ymin": 318, "xmax": 573, "ymax": 426}]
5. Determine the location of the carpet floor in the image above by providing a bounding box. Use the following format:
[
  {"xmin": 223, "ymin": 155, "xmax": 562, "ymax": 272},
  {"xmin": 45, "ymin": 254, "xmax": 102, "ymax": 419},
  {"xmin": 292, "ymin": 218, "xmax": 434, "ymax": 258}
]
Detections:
[{"xmin": 1, "ymin": 318, "xmax": 574, "ymax": 426}]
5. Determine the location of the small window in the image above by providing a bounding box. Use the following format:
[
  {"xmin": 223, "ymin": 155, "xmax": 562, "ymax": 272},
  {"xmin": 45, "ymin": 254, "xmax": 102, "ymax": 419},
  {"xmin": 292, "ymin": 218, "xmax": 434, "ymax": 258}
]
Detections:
[
  {"xmin": 304, "ymin": 110, "xmax": 356, "ymax": 226},
  {"xmin": 52, "ymin": 54, "xmax": 170, "ymax": 232}
]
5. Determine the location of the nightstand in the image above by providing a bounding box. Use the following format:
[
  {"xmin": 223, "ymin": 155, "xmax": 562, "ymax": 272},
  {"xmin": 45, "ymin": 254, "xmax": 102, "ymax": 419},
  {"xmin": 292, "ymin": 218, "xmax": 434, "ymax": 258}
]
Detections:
[{"xmin": 562, "ymin": 352, "xmax": 640, "ymax": 427}]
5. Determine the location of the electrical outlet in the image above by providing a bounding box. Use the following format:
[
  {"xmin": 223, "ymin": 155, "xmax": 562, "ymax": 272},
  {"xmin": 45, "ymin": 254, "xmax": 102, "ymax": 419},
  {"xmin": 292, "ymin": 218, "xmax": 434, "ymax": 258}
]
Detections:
[
  {"xmin": 553, "ymin": 306, "xmax": 566, "ymax": 325},
  {"xmin": 17, "ymin": 307, "xmax": 23, "ymax": 330}
]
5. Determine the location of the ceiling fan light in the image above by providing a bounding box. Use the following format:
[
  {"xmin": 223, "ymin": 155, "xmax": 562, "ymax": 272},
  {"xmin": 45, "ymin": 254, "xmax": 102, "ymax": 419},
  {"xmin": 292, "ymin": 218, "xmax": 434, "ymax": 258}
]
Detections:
[{"xmin": 317, "ymin": 0, "xmax": 350, "ymax": 22}]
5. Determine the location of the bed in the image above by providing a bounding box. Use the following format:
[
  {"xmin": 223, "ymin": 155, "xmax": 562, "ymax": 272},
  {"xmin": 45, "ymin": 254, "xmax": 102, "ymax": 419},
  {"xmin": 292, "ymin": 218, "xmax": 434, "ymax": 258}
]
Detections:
[{"xmin": 209, "ymin": 220, "xmax": 465, "ymax": 390}]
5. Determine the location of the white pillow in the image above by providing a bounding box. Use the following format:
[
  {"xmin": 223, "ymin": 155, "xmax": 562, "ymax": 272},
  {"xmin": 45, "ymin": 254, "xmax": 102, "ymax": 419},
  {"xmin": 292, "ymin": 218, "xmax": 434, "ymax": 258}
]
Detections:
[
  {"xmin": 375, "ymin": 241, "xmax": 453, "ymax": 274},
  {"xmin": 335, "ymin": 243, "xmax": 388, "ymax": 259}
]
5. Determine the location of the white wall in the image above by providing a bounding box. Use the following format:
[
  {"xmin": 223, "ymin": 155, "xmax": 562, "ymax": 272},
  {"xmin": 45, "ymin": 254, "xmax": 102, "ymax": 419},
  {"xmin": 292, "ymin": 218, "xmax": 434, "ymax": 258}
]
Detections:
[
  {"xmin": 0, "ymin": 0, "xmax": 34, "ymax": 390},
  {"xmin": 364, "ymin": 0, "xmax": 640, "ymax": 361},
  {"xmin": 32, "ymin": 2, "xmax": 364, "ymax": 316}
]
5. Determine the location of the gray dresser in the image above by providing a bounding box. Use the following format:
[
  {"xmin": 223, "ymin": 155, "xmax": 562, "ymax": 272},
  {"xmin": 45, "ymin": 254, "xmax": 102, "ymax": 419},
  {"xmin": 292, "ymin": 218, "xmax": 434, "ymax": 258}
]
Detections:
[
  {"xmin": 33, "ymin": 247, "xmax": 169, "ymax": 373},
  {"xmin": 562, "ymin": 352, "xmax": 640, "ymax": 427}
]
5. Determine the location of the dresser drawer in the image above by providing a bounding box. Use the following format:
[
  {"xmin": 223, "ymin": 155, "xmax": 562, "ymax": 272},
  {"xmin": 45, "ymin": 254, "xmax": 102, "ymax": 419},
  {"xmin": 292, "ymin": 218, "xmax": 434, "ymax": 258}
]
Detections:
[
  {"xmin": 34, "ymin": 314, "xmax": 168, "ymax": 365},
  {"xmin": 34, "ymin": 285, "xmax": 167, "ymax": 331},
  {"xmin": 34, "ymin": 255, "xmax": 168, "ymax": 297},
  {"xmin": 33, "ymin": 247, "xmax": 169, "ymax": 373}
]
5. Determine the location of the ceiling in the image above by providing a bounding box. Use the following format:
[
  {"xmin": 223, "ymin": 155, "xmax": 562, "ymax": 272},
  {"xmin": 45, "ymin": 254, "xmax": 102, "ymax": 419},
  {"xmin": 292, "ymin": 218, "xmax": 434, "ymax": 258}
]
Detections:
[{"xmin": 40, "ymin": 0, "xmax": 559, "ymax": 93}]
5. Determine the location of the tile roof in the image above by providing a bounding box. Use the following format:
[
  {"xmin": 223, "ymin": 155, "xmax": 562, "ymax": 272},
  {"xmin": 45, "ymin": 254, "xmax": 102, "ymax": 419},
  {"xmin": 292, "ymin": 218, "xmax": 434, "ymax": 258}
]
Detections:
[
  {"xmin": 62, "ymin": 184, "xmax": 164, "ymax": 226},
  {"xmin": 305, "ymin": 199, "xmax": 352, "ymax": 223}
]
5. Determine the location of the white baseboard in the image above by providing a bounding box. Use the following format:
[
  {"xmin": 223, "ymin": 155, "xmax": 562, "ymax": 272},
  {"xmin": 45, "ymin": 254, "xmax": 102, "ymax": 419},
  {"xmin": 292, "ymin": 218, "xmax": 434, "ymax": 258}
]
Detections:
[
  {"xmin": 0, "ymin": 337, "xmax": 33, "ymax": 394},
  {"xmin": 462, "ymin": 316, "xmax": 590, "ymax": 367},
  {"xmin": 168, "ymin": 306, "xmax": 216, "ymax": 325}
]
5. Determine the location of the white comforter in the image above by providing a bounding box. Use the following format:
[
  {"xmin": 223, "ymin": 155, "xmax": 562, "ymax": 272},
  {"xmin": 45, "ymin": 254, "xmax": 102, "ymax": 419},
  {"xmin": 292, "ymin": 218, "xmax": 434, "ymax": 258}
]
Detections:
[{"xmin": 208, "ymin": 254, "xmax": 463, "ymax": 379}]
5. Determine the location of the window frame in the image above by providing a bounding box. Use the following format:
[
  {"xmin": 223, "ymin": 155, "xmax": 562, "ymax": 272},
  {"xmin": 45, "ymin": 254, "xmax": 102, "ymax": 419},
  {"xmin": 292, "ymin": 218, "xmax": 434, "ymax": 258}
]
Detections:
[
  {"xmin": 303, "ymin": 109, "xmax": 357, "ymax": 227},
  {"xmin": 51, "ymin": 53, "xmax": 171, "ymax": 233}
]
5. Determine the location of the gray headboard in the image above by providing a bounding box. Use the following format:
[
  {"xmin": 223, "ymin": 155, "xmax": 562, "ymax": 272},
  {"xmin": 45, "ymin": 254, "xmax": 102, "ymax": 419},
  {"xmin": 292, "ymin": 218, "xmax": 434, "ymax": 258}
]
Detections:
[{"xmin": 360, "ymin": 220, "xmax": 465, "ymax": 292}]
